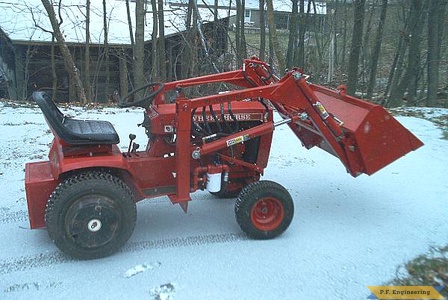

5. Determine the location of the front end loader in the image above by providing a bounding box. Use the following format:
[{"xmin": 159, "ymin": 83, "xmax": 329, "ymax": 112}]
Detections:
[{"xmin": 25, "ymin": 58, "xmax": 423, "ymax": 259}]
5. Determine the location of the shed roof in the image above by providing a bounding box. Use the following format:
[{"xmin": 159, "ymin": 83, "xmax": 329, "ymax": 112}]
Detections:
[
  {"xmin": 169, "ymin": 0, "xmax": 327, "ymax": 14},
  {"xmin": 0, "ymin": 0, "xmax": 232, "ymax": 45}
]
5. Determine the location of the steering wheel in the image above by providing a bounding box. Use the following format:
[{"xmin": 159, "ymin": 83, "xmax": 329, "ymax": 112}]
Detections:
[{"xmin": 119, "ymin": 82, "xmax": 165, "ymax": 109}]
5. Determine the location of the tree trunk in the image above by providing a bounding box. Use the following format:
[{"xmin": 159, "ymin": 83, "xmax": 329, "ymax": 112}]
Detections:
[
  {"xmin": 328, "ymin": 33, "xmax": 335, "ymax": 83},
  {"xmin": 240, "ymin": 0, "xmax": 247, "ymax": 60},
  {"xmin": 51, "ymin": 36, "xmax": 57, "ymax": 102},
  {"xmin": 41, "ymin": 0, "xmax": 86, "ymax": 103},
  {"xmin": 235, "ymin": 0, "xmax": 241, "ymax": 62},
  {"xmin": 134, "ymin": 0, "xmax": 146, "ymax": 92},
  {"xmin": 266, "ymin": 0, "xmax": 286, "ymax": 72},
  {"xmin": 310, "ymin": 0, "xmax": 323, "ymax": 70},
  {"xmin": 151, "ymin": 0, "xmax": 158, "ymax": 81},
  {"xmin": 366, "ymin": 0, "xmax": 388, "ymax": 100},
  {"xmin": 213, "ymin": 0, "xmax": 219, "ymax": 53},
  {"xmin": 157, "ymin": 0, "xmax": 166, "ymax": 81},
  {"xmin": 341, "ymin": 0, "xmax": 348, "ymax": 68},
  {"xmin": 259, "ymin": 0, "xmax": 266, "ymax": 61},
  {"xmin": 119, "ymin": 49, "xmax": 128, "ymax": 98},
  {"xmin": 84, "ymin": 0, "xmax": 92, "ymax": 101},
  {"xmin": 346, "ymin": 0, "xmax": 365, "ymax": 96},
  {"xmin": 14, "ymin": 52, "xmax": 24, "ymax": 100},
  {"xmin": 385, "ymin": 32, "xmax": 406, "ymax": 105},
  {"xmin": 180, "ymin": 0, "xmax": 194, "ymax": 79},
  {"xmin": 190, "ymin": 3, "xmax": 199, "ymax": 77},
  {"xmin": 333, "ymin": 0, "xmax": 339, "ymax": 67},
  {"xmin": 426, "ymin": 0, "xmax": 446, "ymax": 106},
  {"xmin": 295, "ymin": 0, "xmax": 305, "ymax": 68},
  {"xmin": 286, "ymin": 0, "xmax": 298, "ymax": 69},
  {"xmin": 235, "ymin": 0, "xmax": 247, "ymax": 63},
  {"xmin": 361, "ymin": 0, "xmax": 375, "ymax": 69},
  {"xmin": 103, "ymin": 0, "xmax": 110, "ymax": 101},
  {"xmin": 268, "ymin": 25, "xmax": 274, "ymax": 66},
  {"xmin": 125, "ymin": 0, "xmax": 134, "ymax": 47}
]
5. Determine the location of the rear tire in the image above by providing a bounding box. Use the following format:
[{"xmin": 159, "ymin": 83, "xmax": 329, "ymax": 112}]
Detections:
[
  {"xmin": 45, "ymin": 171, "xmax": 136, "ymax": 259},
  {"xmin": 235, "ymin": 180, "xmax": 294, "ymax": 239}
]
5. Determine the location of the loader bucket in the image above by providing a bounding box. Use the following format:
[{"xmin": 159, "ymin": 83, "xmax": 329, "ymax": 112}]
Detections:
[{"xmin": 305, "ymin": 84, "xmax": 423, "ymax": 176}]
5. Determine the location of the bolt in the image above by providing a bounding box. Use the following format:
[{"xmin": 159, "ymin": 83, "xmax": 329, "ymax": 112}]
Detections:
[{"xmin": 192, "ymin": 149, "xmax": 201, "ymax": 159}]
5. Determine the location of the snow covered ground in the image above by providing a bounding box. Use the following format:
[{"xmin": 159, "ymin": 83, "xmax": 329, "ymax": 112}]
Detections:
[{"xmin": 0, "ymin": 100, "xmax": 447, "ymax": 300}]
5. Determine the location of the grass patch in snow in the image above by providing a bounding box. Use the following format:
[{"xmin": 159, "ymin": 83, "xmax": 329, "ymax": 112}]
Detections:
[
  {"xmin": 390, "ymin": 245, "xmax": 448, "ymax": 297},
  {"xmin": 389, "ymin": 107, "xmax": 448, "ymax": 140},
  {"xmin": 442, "ymin": 129, "xmax": 448, "ymax": 140}
]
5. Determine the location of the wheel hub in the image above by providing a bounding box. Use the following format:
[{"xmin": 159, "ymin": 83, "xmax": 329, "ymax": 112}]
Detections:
[
  {"xmin": 87, "ymin": 219, "xmax": 102, "ymax": 232},
  {"xmin": 65, "ymin": 195, "xmax": 121, "ymax": 249},
  {"xmin": 250, "ymin": 197, "xmax": 285, "ymax": 231}
]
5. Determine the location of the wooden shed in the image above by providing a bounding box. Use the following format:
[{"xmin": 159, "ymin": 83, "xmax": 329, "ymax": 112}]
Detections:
[{"xmin": 0, "ymin": 0, "xmax": 229, "ymax": 102}]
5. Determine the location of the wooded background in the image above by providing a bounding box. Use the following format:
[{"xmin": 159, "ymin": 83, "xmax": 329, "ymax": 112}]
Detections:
[{"xmin": 0, "ymin": 0, "xmax": 447, "ymax": 107}]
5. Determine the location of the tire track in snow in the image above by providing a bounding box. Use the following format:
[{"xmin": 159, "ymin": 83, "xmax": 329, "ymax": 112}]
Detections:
[
  {"xmin": 0, "ymin": 210, "xmax": 28, "ymax": 224},
  {"xmin": 0, "ymin": 233, "xmax": 247, "ymax": 275},
  {"xmin": 121, "ymin": 232, "xmax": 247, "ymax": 253}
]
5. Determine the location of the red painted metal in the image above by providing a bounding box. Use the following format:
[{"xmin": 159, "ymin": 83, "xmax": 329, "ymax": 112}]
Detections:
[
  {"xmin": 25, "ymin": 161, "xmax": 59, "ymax": 228},
  {"xmin": 25, "ymin": 57, "xmax": 423, "ymax": 229},
  {"xmin": 250, "ymin": 197, "xmax": 285, "ymax": 231}
]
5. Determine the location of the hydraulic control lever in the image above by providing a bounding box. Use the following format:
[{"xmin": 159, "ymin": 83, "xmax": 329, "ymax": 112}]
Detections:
[
  {"xmin": 131, "ymin": 143, "xmax": 140, "ymax": 155},
  {"xmin": 126, "ymin": 134, "xmax": 136, "ymax": 157}
]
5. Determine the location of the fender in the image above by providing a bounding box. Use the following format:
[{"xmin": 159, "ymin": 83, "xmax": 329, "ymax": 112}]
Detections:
[{"xmin": 46, "ymin": 136, "xmax": 128, "ymax": 179}]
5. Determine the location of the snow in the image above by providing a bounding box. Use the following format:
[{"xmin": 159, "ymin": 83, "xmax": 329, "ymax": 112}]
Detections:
[
  {"xmin": 0, "ymin": 100, "xmax": 447, "ymax": 299},
  {"xmin": 124, "ymin": 262, "xmax": 161, "ymax": 278}
]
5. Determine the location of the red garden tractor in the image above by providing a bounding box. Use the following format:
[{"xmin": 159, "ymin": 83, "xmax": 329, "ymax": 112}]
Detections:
[{"xmin": 25, "ymin": 58, "xmax": 423, "ymax": 259}]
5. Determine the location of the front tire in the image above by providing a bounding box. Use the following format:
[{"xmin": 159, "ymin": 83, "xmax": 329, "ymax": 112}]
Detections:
[
  {"xmin": 235, "ymin": 180, "xmax": 294, "ymax": 239},
  {"xmin": 45, "ymin": 171, "xmax": 137, "ymax": 259}
]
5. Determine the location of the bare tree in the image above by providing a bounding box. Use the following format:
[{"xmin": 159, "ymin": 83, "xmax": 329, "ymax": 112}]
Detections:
[
  {"xmin": 51, "ymin": 36, "xmax": 57, "ymax": 101},
  {"xmin": 213, "ymin": 0, "xmax": 219, "ymax": 55},
  {"xmin": 125, "ymin": 0, "xmax": 134, "ymax": 47},
  {"xmin": 235, "ymin": 0, "xmax": 247, "ymax": 63},
  {"xmin": 103, "ymin": 0, "xmax": 110, "ymax": 100},
  {"xmin": 134, "ymin": 0, "xmax": 146, "ymax": 93},
  {"xmin": 259, "ymin": 0, "xmax": 266, "ymax": 61},
  {"xmin": 84, "ymin": 0, "xmax": 92, "ymax": 101},
  {"xmin": 41, "ymin": 0, "xmax": 86, "ymax": 103},
  {"xmin": 426, "ymin": 0, "xmax": 447, "ymax": 106},
  {"xmin": 296, "ymin": 0, "xmax": 306, "ymax": 68},
  {"xmin": 266, "ymin": 0, "xmax": 286, "ymax": 72},
  {"xmin": 346, "ymin": 0, "xmax": 365, "ymax": 96},
  {"xmin": 384, "ymin": 2, "xmax": 410, "ymax": 105},
  {"xmin": 340, "ymin": 0, "xmax": 349, "ymax": 68},
  {"xmin": 327, "ymin": 0, "xmax": 340, "ymax": 83},
  {"xmin": 157, "ymin": 0, "xmax": 166, "ymax": 81},
  {"xmin": 327, "ymin": 6, "xmax": 335, "ymax": 83},
  {"xmin": 286, "ymin": 0, "xmax": 299, "ymax": 69},
  {"xmin": 180, "ymin": 0, "xmax": 195, "ymax": 79},
  {"xmin": 366, "ymin": 0, "xmax": 388, "ymax": 100},
  {"xmin": 150, "ymin": 0, "xmax": 158, "ymax": 81}
]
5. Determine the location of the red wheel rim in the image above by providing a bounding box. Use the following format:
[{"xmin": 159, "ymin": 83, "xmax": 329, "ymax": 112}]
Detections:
[{"xmin": 250, "ymin": 197, "xmax": 285, "ymax": 231}]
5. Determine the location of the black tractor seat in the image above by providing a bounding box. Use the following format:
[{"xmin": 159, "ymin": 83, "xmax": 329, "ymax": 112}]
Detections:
[{"xmin": 32, "ymin": 91, "xmax": 120, "ymax": 145}]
